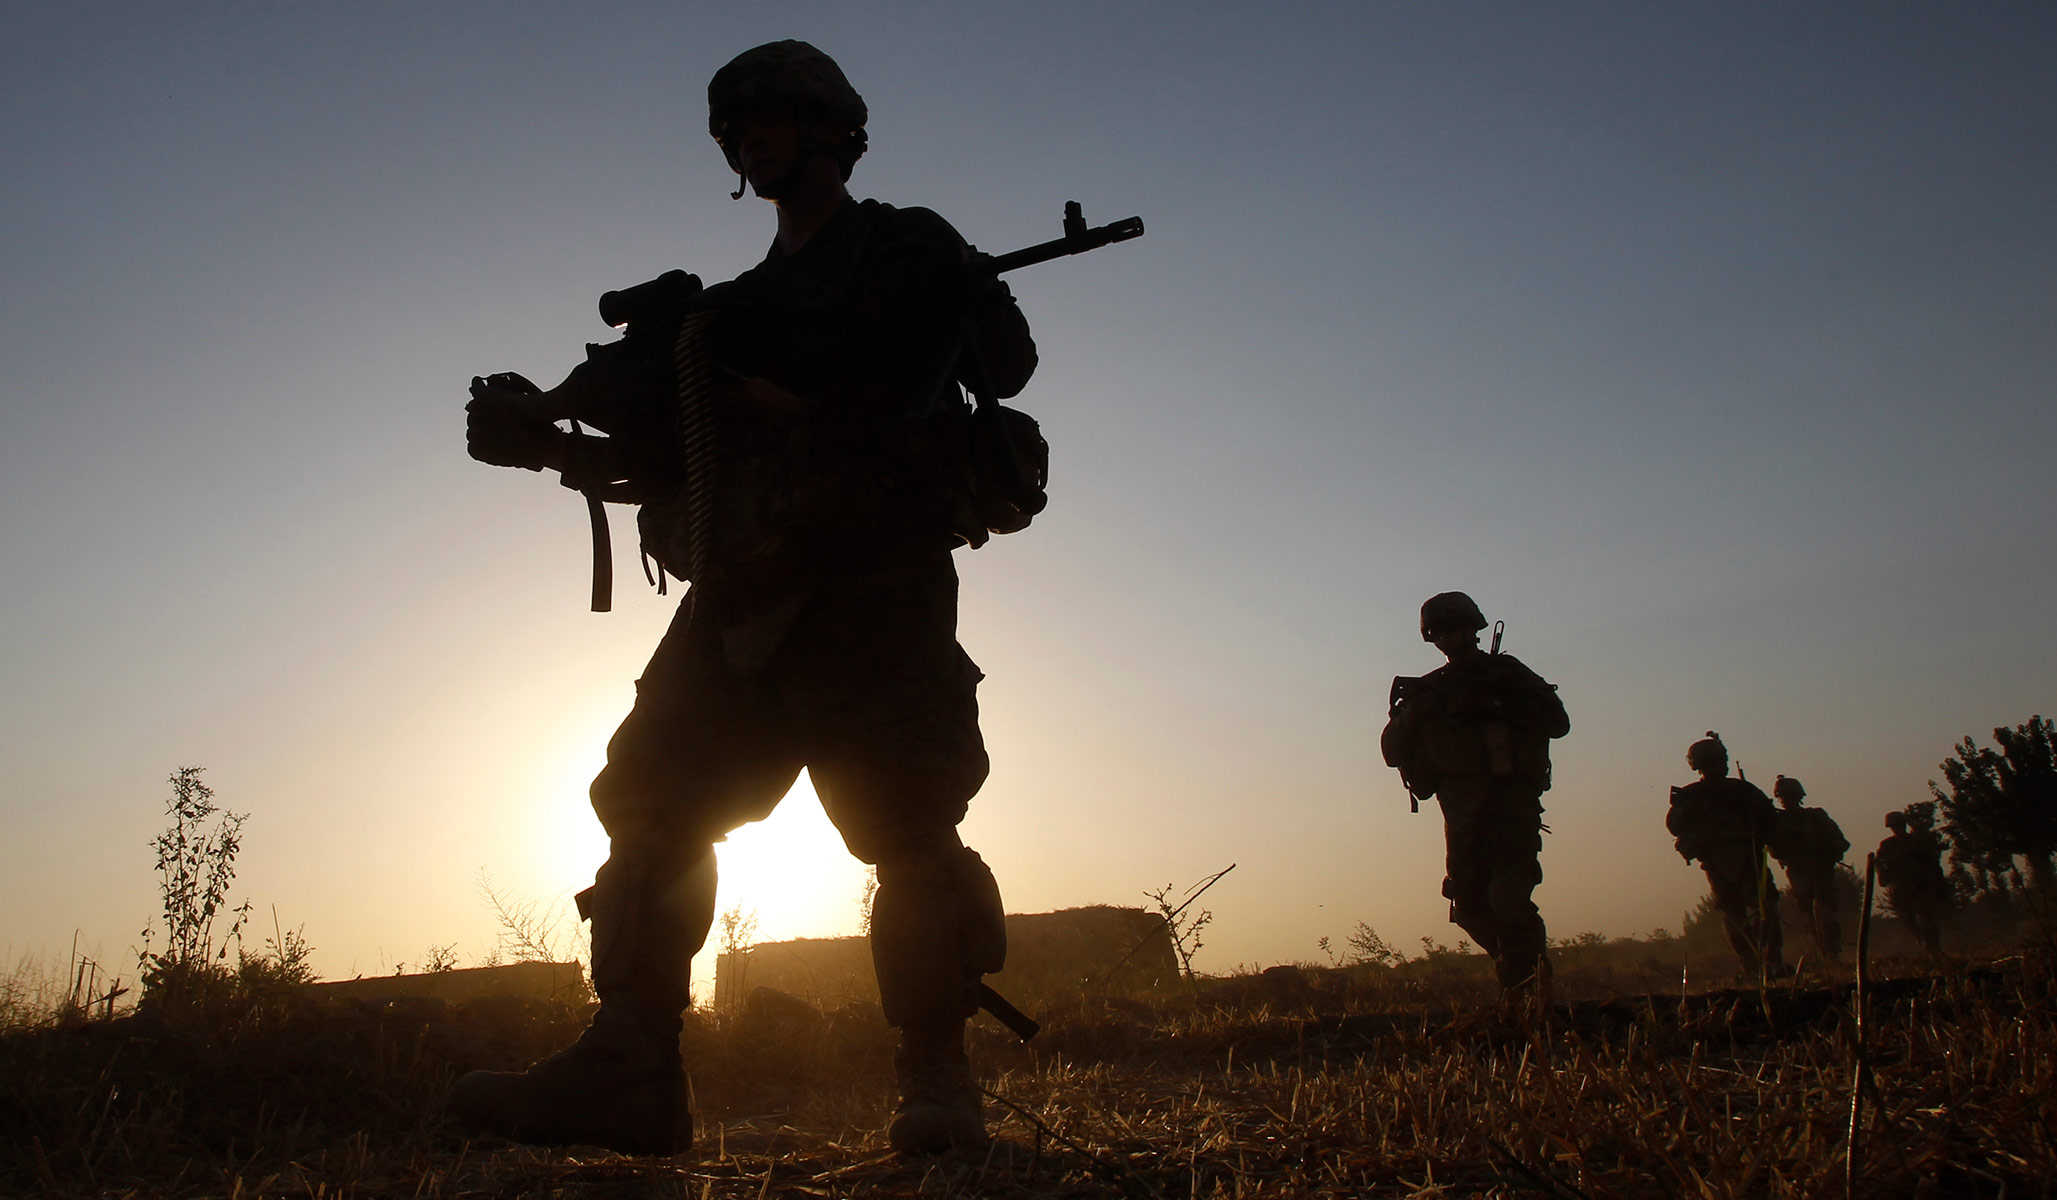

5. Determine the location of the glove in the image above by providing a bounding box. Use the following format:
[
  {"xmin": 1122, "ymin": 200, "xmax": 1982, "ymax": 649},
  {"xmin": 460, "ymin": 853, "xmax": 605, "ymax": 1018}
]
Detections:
[{"xmin": 467, "ymin": 373, "xmax": 559, "ymax": 470}]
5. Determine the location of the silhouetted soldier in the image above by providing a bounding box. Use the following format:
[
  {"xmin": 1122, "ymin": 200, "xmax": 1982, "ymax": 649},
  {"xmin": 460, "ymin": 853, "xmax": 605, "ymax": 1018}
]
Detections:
[
  {"xmin": 1766, "ymin": 775, "xmax": 1849, "ymax": 958},
  {"xmin": 1667, "ymin": 733, "xmax": 1785, "ymax": 976},
  {"xmin": 1381, "ymin": 592, "xmax": 1569, "ymax": 993},
  {"xmin": 454, "ymin": 41, "xmax": 1037, "ymax": 1156},
  {"xmin": 1876, "ymin": 810, "xmax": 1950, "ymax": 955}
]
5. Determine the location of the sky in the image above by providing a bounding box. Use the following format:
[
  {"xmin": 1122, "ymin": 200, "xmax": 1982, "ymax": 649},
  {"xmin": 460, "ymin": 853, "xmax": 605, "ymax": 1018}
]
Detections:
[{"xmin": 3, "ymin": 3, "xmax": 2052, "ymax": 995}]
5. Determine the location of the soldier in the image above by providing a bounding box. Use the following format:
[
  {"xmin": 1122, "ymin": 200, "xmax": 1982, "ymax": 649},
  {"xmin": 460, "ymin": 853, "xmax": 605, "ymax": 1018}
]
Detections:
[
  {"xmin": 1876, "ymin": 810, "xmax": 1950, "ymax": 955},
  {"xmin": 1766, "ymin": 775, "xmax": 1849, "ymax": 959},
  {"xmin": 1380, "ymin": 592, "xmax": 1570, "ymax": 993},
  {"xmin": 1666, "ymin": 733, "xmax": 1786, "ymax": 976},
  {"xmin": 453, "ymin": 41, "xmax": 1038, "ymax": 1155}
]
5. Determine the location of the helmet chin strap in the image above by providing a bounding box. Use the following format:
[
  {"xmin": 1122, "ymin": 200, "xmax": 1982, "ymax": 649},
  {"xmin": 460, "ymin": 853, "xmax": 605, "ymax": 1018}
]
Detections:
[{"xmin": 731, "ymin": 128, "xmax": 844, "ymax": 201}]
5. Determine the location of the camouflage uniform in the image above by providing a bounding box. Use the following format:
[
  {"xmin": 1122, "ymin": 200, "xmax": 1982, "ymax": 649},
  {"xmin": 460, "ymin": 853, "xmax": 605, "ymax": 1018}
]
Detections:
[
  {"xmin": 1767, "ymin": 778, "xmax": 1848, "ymax": 958},
  {"xmin": 1876, "ymin": 816, "xmax": 1950, "ymax": 955},
  {"xmin": 1667, "ymin": 737, "xmax": 1784, "ymax": 974},
  {"xmin": 1382, "ymin": 595, "xmax": 1569, "ymax": 991},
  {"xmin": 454, "ymin": 43, "xmax": 1035, "ymax": 1156}
]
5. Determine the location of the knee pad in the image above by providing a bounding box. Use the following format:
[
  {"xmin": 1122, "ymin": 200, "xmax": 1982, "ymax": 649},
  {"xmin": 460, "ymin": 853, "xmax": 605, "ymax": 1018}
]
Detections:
[
  {"xmin": 583, "ymin": 843, "xmax": 716, "ymax": 1013},
  {"xmin": 870, "ymin": 836, "xmax": 1006, "ymax": 1028}
]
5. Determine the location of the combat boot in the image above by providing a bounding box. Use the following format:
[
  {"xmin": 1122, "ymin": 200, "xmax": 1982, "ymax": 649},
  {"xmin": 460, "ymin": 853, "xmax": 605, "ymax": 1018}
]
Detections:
[
  {"xmin": 1497, "ymin": 948, "xmax": 1552, "ymax": 997},
  {"xmin": 888, "ymin": 1020, "xmax": 988, "ymax": 1155},
  {"xmin": 446, "ymin": 1005, "xmax": 691, "ymax": 1155}
]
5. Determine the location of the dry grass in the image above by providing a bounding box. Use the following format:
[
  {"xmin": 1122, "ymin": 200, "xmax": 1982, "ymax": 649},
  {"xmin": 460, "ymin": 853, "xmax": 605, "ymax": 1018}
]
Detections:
[
  {"xmin": 1, "ymin": 949, "xmax": 71, "ymax": 1033},
  {"xmin": 3, "ymin": 950, "xmax": 2051, "ymax": 1198}
]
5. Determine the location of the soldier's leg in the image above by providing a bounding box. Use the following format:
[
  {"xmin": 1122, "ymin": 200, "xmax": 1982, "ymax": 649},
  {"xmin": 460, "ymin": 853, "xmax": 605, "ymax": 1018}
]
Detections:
[
  {"xmin": 449, "ymin": 598, "xmax": 800, "ymax": 1154},
  {"xmin": 788, "ymin": 549, "xmax": 999, "ymax": 1155},
  {"xmin": 1704, "ymin": 858, "xmax": 1760, "ymax": 973},
  {"xmin": 1818, "ymin": 898, "xmax": 1843, "ymax": 958},
  {"xmin": 1436, "ymin": 779, "xmax": 1502, "ymax": 958},
  {"xmin": 1481, "ymin": 789, "xmax": 1547, "ymax": 991},
  {"xmin": 1785, "ymin": 873, "xmax": 1816, "ymax": 958},
  {"xmin": 1754, "ymin": 862, "xmax": 1785, "ymax": 973},
  {"xmin": 1795, "ymin": 868, "xmax": 1842, "ymax": 958},
  {"xmin": 860, "ymin": 826, "xmax": 1006, "ymax": 1153},
  {"xmin": 1910, "ymin": 900, "xmax": 1943, "ymax": 955}
]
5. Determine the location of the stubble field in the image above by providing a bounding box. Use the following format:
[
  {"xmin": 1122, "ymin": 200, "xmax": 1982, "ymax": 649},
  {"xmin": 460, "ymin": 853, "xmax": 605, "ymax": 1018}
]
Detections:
[{"xmin": 4, "ymin": 949, "xmax": 2052, "ymax": 1198}]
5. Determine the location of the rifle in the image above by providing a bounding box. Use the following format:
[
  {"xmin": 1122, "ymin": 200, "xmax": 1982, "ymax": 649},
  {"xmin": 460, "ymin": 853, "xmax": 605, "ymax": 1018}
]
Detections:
[
  {"xmin": 920, "ymin": 203, "xmax": 1145, "ymax": 521},
  {"xmin": 981, "ymin": 200, "xmax": 1144, "ymax": 274},
  {"xmin": 598, "ymin": 201, "xmax": 1143, "ymax": 337}
]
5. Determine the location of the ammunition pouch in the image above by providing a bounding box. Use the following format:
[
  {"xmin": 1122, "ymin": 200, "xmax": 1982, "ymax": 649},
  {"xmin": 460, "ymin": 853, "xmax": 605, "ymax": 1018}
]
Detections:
[{"xmin": 963, "ymin": 403, "xmax": 1048, "ymax": 543}]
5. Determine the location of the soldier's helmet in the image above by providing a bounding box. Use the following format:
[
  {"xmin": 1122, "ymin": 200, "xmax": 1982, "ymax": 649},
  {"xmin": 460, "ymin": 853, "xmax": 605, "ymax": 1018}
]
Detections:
[
  {"xmin": 708, "ymin": 40, "xmax": 868, "ymax": 180},
  {"xmin": 1686, "ymin": 731, "xmax": 1728, "ymax": 774},
  {"xmin": 1886, "ymin": 811, "xmax": 1908, "ymax": 832},
  {"xmin": 1773, "ymin": 775, "xmax": 1806, "ymax": 803},
  {"xmin": 1419, "ymin": 591, "xmax": 1488, "ymax": 642}
]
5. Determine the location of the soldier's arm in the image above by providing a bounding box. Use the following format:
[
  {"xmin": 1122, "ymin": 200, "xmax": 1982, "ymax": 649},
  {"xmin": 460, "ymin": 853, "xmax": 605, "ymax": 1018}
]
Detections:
[
  {"xmin": 875, "ymin": 207, "xmax": 1038, "ymax": 400},
  {"xmin": 1814, "ymin": 812, "xmax": 1849, "ymax": 859},
  {"xmin": 1534, "ymin": 682, "xmax": 1570, "ymax": 740},
  {"xmin": 467, "ymin": 337, "xmax": 679, "ymax": 498},
  {"xmin": 548, "ymin": 336, "xmax": 677, "ymax": 435},
  {"xmin": 467, "ymin": 404, "xmax": 666, "ymax": 501},
  {"xmin": 1739, "ymin": 782, "xmax": 1777, "ymax": 840},
  {"xmin": 1498, "ymin": 656, "xmax": 1571, "ymax": 739},
  {"xmin": 1665, "ymin": 791, "xmax": 1699, "ymax": 861},
  {"xmin": 1378, "ymin": 705, "xmax": 1414, "ymax": 769}
]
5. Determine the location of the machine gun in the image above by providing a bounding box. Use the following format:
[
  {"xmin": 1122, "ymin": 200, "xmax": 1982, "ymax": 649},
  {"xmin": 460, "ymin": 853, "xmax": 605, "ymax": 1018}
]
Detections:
[
  {"xmin": 537, "ymin": 201, "xmax": 1146, "ymax": 611},
  {"xmin": 592, "ymin": 201, "xmax": 1142, "ymax": 344}
]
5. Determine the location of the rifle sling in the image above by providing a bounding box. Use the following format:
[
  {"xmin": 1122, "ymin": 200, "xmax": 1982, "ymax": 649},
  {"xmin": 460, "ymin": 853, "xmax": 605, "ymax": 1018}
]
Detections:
[
  {"xmin": 583, "ymin": 492, "xmax": 611, "ymax": 612},
  {"xmin": 569, "ymin": 418, "xmax": 612, "ymax": 613}
]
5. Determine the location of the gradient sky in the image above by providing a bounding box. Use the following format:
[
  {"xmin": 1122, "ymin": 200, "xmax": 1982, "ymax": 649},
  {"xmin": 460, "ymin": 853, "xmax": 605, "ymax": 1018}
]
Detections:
[{"xmin": 4, "ymin": 4, "xmax": 2052, "ymax": 993}]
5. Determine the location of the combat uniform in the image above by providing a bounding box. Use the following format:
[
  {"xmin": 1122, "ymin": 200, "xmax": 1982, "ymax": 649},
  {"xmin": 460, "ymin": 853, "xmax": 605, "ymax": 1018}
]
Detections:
[
  {"xmin": 1382, "ymin": 645, "xmax": 1569, "ymax": 990},
  {"xmin": 453, "ymin": 42, "xmax": 1036, "ymax": 1156},
  {"xmin": 588, "ymin": 197, "xmax": 1031, "ymax": 1126},
  {"xmin": 1876, "ymin": 823, "xmax": 1949, "ymax": 955},
  {"xmin": 1668, "ymin": 774, "xmax": 1784, "ymax": 973},
  {"xmin": 1768, "ymin": 799, "xmax": 1848, "ymax": 958}
]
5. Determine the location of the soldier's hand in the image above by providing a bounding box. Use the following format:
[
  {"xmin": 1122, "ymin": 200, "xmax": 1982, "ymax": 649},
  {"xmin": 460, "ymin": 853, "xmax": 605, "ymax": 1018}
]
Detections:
[
  {"xmin": 469, "ymin": 371, "xmax": 553, "ymax": 415},
  {"xmin": 467, "ymin": 374, "xmax": 561, "ymax": 470}
]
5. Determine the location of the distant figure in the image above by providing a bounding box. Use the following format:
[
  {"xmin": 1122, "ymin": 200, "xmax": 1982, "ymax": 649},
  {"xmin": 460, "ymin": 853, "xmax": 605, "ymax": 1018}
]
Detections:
[
  {"xmin": 1766, "ymin": 775, "xmax": 1849, "ymax": 958},
  {"xmin": 1381, "ymin": 592, "xmax": 1570, "ymax": 993},
  {"xmin": 1876, "ymin": 810, "xmax": 1950, "ymax": 955},
  {"xmin": 1667, "ymin": 733, "xmax": 1785, "ymax": 976},
  {"xmin": 454, "ymin": 41, "xmax": 1038, "ymax": 1156}
]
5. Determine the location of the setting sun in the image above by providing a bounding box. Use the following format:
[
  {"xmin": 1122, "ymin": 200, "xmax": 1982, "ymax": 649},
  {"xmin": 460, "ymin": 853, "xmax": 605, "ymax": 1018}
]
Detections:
[
  {"xmin": 708, "ymin": 773, "xmax": 873, "ymax": 947},
  {"xmin": 525, "ymin": 710, "xmax": 869, "ymax": 999}
]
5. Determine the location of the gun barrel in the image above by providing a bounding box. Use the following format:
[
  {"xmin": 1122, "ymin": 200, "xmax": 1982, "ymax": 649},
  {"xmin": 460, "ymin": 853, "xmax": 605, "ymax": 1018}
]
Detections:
[{"xmin": 988, "ymin": 214, "xmax": 1145, "ymax": 275}]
